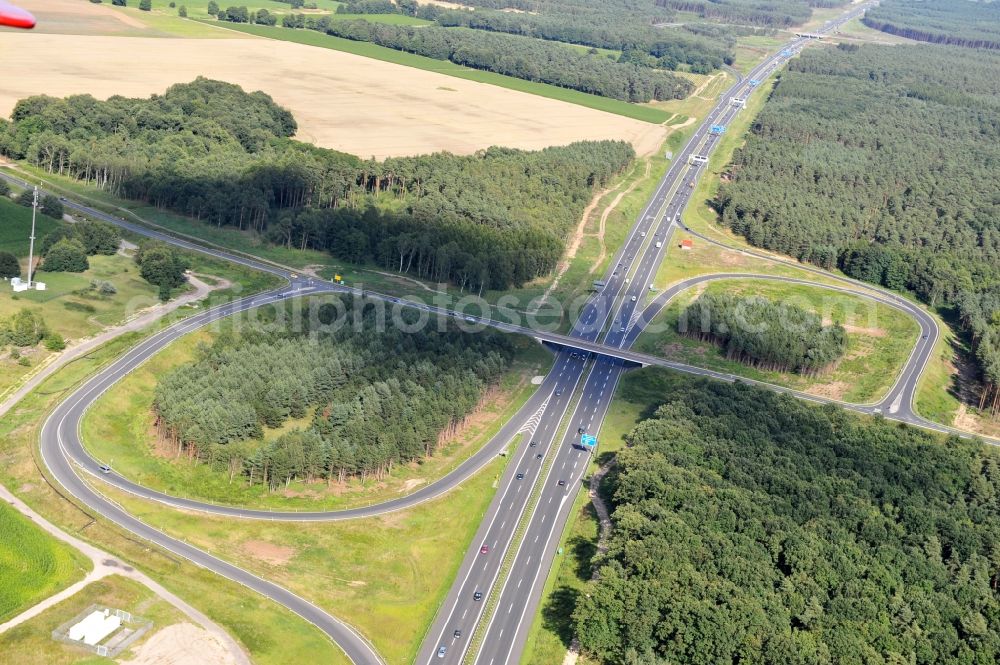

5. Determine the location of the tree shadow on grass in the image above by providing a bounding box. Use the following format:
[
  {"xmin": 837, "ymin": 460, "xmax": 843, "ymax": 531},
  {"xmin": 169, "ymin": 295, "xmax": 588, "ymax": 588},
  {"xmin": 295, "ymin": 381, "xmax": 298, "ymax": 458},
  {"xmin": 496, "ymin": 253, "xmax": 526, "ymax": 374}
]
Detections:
[{"xmin": 540, "ymin": 586, "xmax": 581, "ymax": 648}]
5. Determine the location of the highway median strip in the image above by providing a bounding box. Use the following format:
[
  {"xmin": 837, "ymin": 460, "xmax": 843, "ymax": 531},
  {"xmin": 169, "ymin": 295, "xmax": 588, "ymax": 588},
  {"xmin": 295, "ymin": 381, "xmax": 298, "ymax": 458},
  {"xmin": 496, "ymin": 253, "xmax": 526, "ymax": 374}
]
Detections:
[{"xmin": 462, "ymin": 361, "xmax": 592, "ymax": 663}]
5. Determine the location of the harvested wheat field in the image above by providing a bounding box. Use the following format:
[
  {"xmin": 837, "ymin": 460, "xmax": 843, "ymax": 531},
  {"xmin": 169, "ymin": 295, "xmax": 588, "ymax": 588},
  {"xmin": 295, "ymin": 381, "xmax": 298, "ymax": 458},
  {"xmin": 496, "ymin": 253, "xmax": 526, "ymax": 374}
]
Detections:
[{"xmin": 0, "ymin": 28, "xmax": 666, "ymax": 159}]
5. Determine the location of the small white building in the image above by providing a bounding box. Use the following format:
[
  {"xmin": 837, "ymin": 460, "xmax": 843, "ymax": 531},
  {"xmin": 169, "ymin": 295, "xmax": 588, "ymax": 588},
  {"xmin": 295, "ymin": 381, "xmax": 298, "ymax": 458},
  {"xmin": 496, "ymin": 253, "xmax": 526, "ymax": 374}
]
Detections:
[
  {"xmin": 10, "ymin": 277, "xmax": 46, "ymax": 292},
  {"xmin": 68, "ymin": 609, "xmax": 121, "ymax": 646}
]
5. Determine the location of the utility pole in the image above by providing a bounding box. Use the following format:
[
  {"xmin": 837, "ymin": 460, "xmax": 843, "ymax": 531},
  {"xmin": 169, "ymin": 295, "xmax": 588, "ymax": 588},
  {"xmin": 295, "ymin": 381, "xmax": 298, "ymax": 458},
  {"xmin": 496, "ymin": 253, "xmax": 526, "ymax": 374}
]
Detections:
[{"xmin": 26, "ymin": 185, "xmax": 38, "ymax": 287}]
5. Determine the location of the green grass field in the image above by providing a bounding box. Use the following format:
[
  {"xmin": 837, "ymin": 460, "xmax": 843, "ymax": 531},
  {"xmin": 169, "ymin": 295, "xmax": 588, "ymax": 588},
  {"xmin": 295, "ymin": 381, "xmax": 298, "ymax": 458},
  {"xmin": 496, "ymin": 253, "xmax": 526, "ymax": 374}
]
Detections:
[
  {"xmin": 0, "ymin": 197, "xmax": 61, "ymax": 259},
  {"xmin": 0, "ymin": 502, "xmax": 90, "ymax": 624},
  {"xmin": 633, "ymin": 279, "xmax": 919, "ymax": 404},
  {"xmin": 81, "ymin": 318, "xmax": 552, "ymax": 512},
  {"xmin": 200, "ymin": 22, "xmax": 672, "ymax": 123}
]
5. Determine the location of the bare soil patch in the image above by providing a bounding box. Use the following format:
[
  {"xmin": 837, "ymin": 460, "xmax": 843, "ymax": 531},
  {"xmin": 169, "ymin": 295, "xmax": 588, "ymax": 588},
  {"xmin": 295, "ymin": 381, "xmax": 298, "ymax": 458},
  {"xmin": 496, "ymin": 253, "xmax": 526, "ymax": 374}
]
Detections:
[
  {"xmin": 805, "ymin": 380, "xmax": 850, "ymax": 400},
  {"xmin": 120, "ymin": 622, "xmax": 237, "ymax": 665},
  {"xmin": 0, "ymin": 32, "xmax": 666, "ymax": 159},
  {"xmin": 242, "ymin": 540, "xmax": 296, "ymax": 567},
  {"xmin": 401, "ymin": 478, "xmax": 426, "ymax": 492}
]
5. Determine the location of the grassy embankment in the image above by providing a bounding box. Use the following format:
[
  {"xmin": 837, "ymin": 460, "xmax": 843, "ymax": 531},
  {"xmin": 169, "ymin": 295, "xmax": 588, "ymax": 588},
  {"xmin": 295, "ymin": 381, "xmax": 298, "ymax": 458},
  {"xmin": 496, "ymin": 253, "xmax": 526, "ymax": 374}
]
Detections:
[
  {"xmin": 633, "ymin": 278, "xmax": 919, "ymax": 404},
  {"xmin": 0, "ymin": 502, "xmax": 90, "ymax": 624},
  {"xmin": 91, "ymin": 451, "xmax": 506, "ymax": 665},
  {"xmin": 81, "ymin": 317, "xmax": 552, "ymax": 511},
  {"xmin": 0, "ymin": 328, "xmax": 349, "ymax": 664}
]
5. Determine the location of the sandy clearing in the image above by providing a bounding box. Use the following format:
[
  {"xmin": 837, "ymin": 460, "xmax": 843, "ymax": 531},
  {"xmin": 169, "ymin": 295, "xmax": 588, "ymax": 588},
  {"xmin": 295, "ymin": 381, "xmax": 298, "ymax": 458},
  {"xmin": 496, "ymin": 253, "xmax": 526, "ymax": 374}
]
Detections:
[
  {"xmin": 0, "ymin": 32, "xmax": 666, "ymax": 159},
  {"xmin": 242, "ymin": 540, "xmax": 297, "ymax": 566},
  {"xmin": 120, "ymin": 622, "xmax": 237, "ymax": 665}
]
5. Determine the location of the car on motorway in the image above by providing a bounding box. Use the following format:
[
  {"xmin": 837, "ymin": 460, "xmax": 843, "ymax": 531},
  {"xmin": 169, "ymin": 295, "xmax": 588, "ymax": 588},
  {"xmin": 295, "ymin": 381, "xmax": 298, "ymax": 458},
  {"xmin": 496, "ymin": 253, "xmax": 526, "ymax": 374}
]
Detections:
[
  {"xmin": 516, "ymin": 472, "xmax": 525, "ymax": 480},
  {"xmin": 630, "ymin": 295, "xmax": 637, "ymax": 302},
  {"xmin": 554, "ymin": 389, "xmax": 562, "ymax": 397},
  {"xmin": 640, "ymin": 231, "xmax": 646, "ymax": 237},
  {"xmin": 577, "ymin": 426, "xmax": 586, "ymax": 434},
  {"xmin": 98, "ymin": 464, "xmax": 111, "ymax": 474},
  {"xmin": 536, "ymin": 453, "xmax": 543, "ymax": 459},
  {"xmin": 473, "ymin": 591, "xmax": 483, "ymax": 601},
  {"xmin": 655, "ymin": 241, "xmax": 662, "ymax": 248},
  {"xmin": 480, "ymin": 545, "xmax": 489, "ymax": 555},
  {"xmin": 465, "ymin": 316, "xmax": 476, "ymax": 323},
  {"xmin": 570, "ymin": 352, "xmax": 578, "ymax": 359},
  {"xmin": 530, "ymin": 440, "xmax": 537, "ymax": 447},
  {"xmin": 438, "ymin": 646, "xmax": 447, "ymax": 658},
  {"xmin": 619, "ymin": 325, "xmax": 626, "ymax": 332},
  {"xmin": 557, "ymin": 480, "xmax": 566, "ymax": 486},
  {"xmin": 453, "ymin": 629, "xmax": 462, "ymax": 639}
]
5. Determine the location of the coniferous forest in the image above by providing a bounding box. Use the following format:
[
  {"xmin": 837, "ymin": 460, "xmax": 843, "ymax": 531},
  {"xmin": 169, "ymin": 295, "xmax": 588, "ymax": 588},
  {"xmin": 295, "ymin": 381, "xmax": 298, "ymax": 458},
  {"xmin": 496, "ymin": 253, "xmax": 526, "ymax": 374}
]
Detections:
[
  {"xmin": 863, "ymin": 0, "xmax": 1000, "ymax": 50},
  {"xmin": 0, "ymin": 79, "xmax": 635, "ymax": 292},
  {"xmin": 575, "ymin": 371, "xmax": 1000, "ymax": 664},
  {"xmin": 152, "ymin": 298, "xmax": 514, "ymax": 489},
  {"xmin": 681, "ymin": 293, "xmax": 847, "ymax": 374},
  {"xmin": 715, "ymin": 43, "xmax": 1000, "ymax": 414}
]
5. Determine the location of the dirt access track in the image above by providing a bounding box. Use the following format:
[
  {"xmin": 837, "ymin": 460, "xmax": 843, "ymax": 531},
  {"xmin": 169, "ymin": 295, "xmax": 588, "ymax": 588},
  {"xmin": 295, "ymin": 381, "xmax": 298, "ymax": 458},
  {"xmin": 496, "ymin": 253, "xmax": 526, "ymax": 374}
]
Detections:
[{"xmin": 0, "ymin": 1, "xmax": 666, "ymax": 159}]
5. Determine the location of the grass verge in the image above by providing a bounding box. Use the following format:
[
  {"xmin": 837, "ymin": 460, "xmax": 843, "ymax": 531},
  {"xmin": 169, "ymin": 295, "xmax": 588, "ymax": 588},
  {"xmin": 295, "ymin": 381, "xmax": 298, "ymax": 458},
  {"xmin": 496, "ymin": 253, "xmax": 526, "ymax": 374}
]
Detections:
[{"xmin": 93, "ymin": 452, "xmax": 503, "ymax": 665}]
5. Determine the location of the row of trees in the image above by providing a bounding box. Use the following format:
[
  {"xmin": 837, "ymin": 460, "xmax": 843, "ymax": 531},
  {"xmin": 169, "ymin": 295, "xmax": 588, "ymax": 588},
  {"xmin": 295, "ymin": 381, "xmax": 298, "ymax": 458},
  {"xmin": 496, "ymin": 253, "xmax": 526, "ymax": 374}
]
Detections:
[
  {"xmin": 714, "ymin": 43, "xmax": 1000, "ymax": 412},
  {"xmin": 215, "ymin": 6, "xmax": 277, "ymax": 25},
  {"xmin": 575, "ymin": 371, "xmax": 1000, "ymax": 663},
  {"xmin": 863, "ymin": 0, "xmax": 1000, "ymax": 50},
  {"xmin": 655, "ymin": 0, "xmax": 843, "ymax": 28},
  {"xmin": 152, "ymin": 300, "xmax": 514, "ymax": 488},
  {"xmin": 304, "ymin": 19, "xmax": 694, "ymax": 102},
  {"xmin": 0, "ymin": 79, "xmax": 635, "ymax": 290},
  {"xmin": 681, "ymin": 292, "xmax": 847, "ymax": 374},
  {"xmin": 337, "ymin": 0, "xmax": 733, "ymax": 72}
]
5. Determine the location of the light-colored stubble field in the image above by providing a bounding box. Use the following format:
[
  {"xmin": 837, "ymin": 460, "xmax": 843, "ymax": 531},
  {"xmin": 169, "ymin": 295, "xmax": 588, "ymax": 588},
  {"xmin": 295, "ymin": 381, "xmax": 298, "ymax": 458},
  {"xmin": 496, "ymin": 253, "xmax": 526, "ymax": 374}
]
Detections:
[{"xmin": 0, "ymin": 1, "xmax": 667, "ymax": 159}]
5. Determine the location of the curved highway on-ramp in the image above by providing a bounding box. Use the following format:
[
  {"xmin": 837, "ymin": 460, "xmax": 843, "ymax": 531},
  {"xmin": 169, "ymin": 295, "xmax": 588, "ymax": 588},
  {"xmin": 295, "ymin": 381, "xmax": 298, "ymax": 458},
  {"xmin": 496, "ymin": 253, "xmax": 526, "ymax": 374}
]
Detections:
[{"xmin": 10, "ymin": 4, "xmax": 991, "ymax": 662}]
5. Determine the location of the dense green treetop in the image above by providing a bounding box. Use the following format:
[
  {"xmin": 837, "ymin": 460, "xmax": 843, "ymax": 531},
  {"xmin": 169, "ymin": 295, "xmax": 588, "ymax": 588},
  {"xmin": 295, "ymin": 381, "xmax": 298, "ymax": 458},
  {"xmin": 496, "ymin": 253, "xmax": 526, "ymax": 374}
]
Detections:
[
  {"xmin": 153, "ymin": 298, "xmax": 515, "ymax": 487},
  {"xmin": 681, "ymin": 292, "xmax": 847, "ymax": 374},
  {"xmin": 576, "ymin": 370, "xmax": 1000, "ymax": 664}
]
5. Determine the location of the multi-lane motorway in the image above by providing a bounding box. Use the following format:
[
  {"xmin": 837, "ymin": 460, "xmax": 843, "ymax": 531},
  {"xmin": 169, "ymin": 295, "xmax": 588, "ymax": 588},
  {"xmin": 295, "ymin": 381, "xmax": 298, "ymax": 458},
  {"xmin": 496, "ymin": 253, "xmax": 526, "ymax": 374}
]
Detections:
[{"xmin": 6, "ymin": 3, "xmax": 989, "ymax": 662}]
